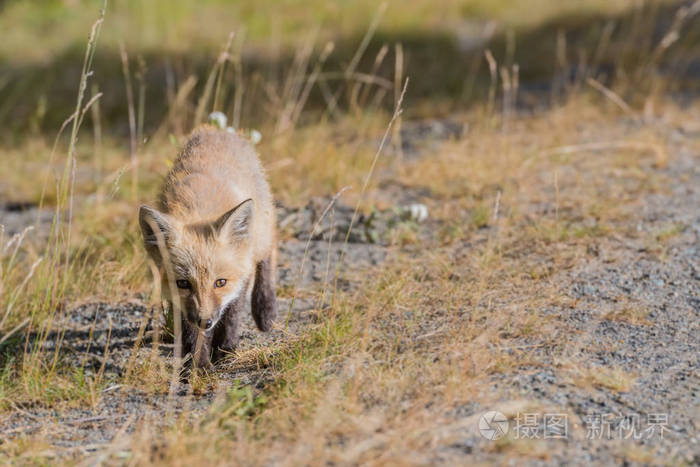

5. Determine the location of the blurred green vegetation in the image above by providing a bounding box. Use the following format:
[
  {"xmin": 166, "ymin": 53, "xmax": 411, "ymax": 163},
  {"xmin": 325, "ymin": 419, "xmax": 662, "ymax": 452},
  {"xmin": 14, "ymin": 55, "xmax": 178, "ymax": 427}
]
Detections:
[
  {"xmin": 0, "ymin": 0, "xmax": 637, "ymax": 61},
  {"xmin": 0, "ymin": 0, "xmax": 696, "ymax": 141}
]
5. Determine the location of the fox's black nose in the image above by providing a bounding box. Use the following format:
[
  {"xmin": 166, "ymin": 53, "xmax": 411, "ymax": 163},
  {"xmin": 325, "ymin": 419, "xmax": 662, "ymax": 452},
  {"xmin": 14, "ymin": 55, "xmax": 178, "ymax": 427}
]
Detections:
[{"xmin": 205, "ymin": 319, "xmax": 213, "ymax": 328}]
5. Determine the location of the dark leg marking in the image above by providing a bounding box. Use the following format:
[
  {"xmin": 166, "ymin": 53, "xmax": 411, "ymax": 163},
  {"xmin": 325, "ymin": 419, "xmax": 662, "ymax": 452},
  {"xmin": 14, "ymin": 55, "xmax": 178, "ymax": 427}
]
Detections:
[
  {"xmin": 211, "ymin": 284, "xmax": 247, "ymax": 363},
  {"xmin": 251, "ymin": 256, "xmax": 278, "ymax": 332},
  {"xmin": 182, "ymin": 318, "xmax": 213, "ymax": 370}
]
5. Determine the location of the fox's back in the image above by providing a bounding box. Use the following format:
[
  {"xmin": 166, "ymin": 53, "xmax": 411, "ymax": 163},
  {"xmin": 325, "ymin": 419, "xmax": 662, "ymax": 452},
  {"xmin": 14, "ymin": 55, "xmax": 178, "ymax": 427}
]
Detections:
[
  {"xmin": 159, "ymin": 126, "xmax": 275, "ymax": 261},
  {"xmin": 161, "ymin": 127, "xmax": 270, "ymax": 218}
]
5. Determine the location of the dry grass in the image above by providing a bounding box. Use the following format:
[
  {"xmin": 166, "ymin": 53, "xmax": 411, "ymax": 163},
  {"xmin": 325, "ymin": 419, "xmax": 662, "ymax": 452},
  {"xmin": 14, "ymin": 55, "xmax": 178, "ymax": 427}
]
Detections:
[
  {"xmin": 65, "ymin": 96, "xmax": 684, "ymax": 461},
  {"xmin": 1, "ymin": 0, "xmax": 698, "ymax": 464},
  {"xmin": 565, "ymin": 362, "xmax": 638, "ymax": 393},
  {"xmin": 603, "ymin": 305, "xmax": 652, "ymax": 326}
]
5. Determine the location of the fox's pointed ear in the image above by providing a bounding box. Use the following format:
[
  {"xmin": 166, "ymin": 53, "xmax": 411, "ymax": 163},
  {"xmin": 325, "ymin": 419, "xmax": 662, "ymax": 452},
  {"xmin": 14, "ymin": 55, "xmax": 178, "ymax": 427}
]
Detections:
[
  {"xmin": 139, "ymin": 205, "xmax": 174, "ymax": 258},
  {"xmin": 215, "ymin": 199, "xmax": 254, "ymax": 242}
]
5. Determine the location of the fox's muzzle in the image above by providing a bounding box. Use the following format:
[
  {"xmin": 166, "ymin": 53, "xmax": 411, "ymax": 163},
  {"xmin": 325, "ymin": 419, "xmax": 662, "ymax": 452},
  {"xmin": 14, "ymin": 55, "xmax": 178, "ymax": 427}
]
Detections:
[
  {"xmin": 182, "ymin": 294, "xmax": 216, "ymax": 330},
  {"xmin": 185, "ymin": 310, "xmax": 215, "ymax": 330}
]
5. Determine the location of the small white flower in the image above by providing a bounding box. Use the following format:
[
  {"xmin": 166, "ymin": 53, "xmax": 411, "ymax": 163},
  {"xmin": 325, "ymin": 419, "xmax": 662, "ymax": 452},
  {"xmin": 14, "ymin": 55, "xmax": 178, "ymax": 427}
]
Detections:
[
  {"xmin": 226, "ymin": 126, "xmax": 236, "ymax": 134},
  {"xmin": 407, "ymin": 203, "xmax": 428, "ymax": 223},
  {"xmin": 249, "ymin": 129, "xmax": 262, "ymax": 145},
  {"xmin": 209, "ymin": 111, "xmax": 227, "ymax": 129}
]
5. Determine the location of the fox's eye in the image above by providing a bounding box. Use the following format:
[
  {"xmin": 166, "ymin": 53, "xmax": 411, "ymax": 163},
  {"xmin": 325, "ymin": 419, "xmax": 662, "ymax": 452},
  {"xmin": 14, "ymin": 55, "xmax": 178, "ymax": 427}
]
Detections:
[
  {"xmin": 214, "ymin": 278, "xmax": 227, "ymax": 288},
  {"xmin": 176, "ymin": 279, "xmax": 191, "ymax": 289}
]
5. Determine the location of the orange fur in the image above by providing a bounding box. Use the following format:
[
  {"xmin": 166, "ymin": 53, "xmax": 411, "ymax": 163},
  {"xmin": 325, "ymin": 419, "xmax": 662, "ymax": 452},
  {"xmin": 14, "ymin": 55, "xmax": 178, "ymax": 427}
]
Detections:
[{"xmin": 140, "ymin": 125, "xmax": 276, "ymax": 330}]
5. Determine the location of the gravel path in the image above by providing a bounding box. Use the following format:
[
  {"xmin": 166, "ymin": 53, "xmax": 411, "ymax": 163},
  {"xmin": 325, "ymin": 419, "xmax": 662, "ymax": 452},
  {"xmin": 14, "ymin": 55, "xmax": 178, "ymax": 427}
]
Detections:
[
  {"xmin": 0, "ymin": 197, "xmax": 397, "ymax": 453},
  {"xmin": 433, "ymin": 132, "xmax": 699, "ymax": 466},
  {"xmin": 0, "ymin": 117, "xmax": 697, "ymax": 464}
]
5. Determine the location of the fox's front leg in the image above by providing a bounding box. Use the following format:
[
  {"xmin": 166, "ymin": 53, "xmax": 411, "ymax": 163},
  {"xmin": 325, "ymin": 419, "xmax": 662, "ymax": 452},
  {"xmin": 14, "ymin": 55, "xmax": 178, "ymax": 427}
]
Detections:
[
  {"xmin": 211, "ymin": 289, "xmax": 246, "ymax": 362},
  {"xmin": 251, "ymin": 254, "xmax": 278, "ymax": 332},
  {"xmin": 182, "ymin": 319, "xmax": 213, "ymax": 370}
]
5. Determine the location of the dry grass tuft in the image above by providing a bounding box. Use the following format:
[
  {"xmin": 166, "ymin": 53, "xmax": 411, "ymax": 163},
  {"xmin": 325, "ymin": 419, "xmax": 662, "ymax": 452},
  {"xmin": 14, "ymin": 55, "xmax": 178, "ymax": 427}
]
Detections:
[{"xmin": 1, "ymin": 0, "xmax": 698, "ymax": 464}]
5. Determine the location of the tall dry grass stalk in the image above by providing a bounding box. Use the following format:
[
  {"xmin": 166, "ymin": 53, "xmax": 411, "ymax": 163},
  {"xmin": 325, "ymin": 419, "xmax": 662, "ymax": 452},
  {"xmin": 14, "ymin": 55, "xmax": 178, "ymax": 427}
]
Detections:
[
  {"xmin": 484, "ymin": 49, "xmax": 497, "ymax": 119},
  {"xmin": 331, "ymin": 78, "xmax": 409, "ymax": 302},
  {"xmin": 8, "ymin": 1, "xmax": 108, "ymax": 386},
  {"xmin": 141, "ymin": 217, "xmax": 188, "ymax": 415},
  {"xmin": 391, "ymin": 43, "xmax": 404, "ymax": 162},
  {"xmin": 229, "ymin": 30, "xmax": 247, "ymax": 129},
  {"xmin": 119, "ymin": 42, "xmax": 138, "ymax": 201},
  {"xmin": 136, "ymin": 55, "xmax": 147, "ymax": 150},
  {"xmin": 284, "ymin": 186, "xmax": 350, "ymax": 330},
  {"xmin": 90, "ymin": 83, "xmax": 103, "ymax": 186},
  {"xmin": 195, "ymin": 32, "xmax": 236, "ymax": 126},
  {"xmin": 275, "ymin": 29, "xmax": 319, "ymax": 133},
  {"xmin": 158, "ymin": 74, "xmax": 198, "ymax": 138},
  {"xmin": 0, "ymin": 227, "xmax": 40, "ymax": 342},
  {"xmin": 356, "ymin": 43, "xmax": 388, "ymax": 109}
]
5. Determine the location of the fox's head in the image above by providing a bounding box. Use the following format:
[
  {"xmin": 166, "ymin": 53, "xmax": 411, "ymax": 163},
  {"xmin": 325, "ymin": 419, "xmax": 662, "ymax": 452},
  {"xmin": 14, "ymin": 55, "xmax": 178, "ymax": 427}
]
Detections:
[{"xmin": 138, "ymin": 199, "xmax": 255, "ymax": 333}]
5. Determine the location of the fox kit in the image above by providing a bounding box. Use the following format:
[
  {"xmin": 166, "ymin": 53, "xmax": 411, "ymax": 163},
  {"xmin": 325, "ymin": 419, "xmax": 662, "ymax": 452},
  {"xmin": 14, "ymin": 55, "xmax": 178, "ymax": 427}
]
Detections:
[{"xmin": 139, "ymin": 126, "xmax": 277, "ymax": 369}]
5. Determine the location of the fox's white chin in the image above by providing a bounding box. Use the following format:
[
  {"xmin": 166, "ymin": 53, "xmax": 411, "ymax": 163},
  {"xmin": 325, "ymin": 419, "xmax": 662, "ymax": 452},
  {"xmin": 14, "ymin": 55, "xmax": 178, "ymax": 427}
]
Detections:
[{"xmin": 203, "ymin": 279, "xmax": 246, "ymax": 334}]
